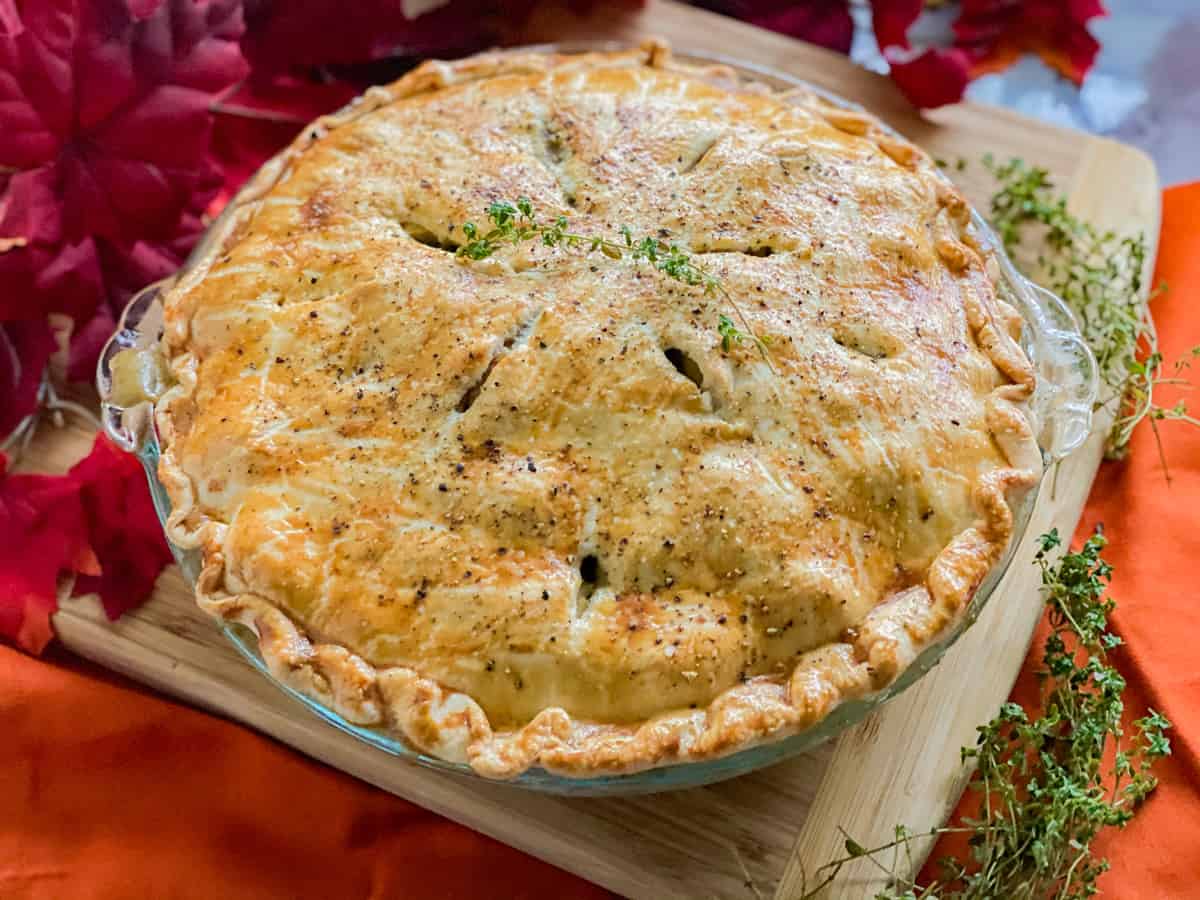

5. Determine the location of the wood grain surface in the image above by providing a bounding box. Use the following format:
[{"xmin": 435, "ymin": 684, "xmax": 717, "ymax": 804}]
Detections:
[{"xmin": 27, "ymin": 2, "xmax": 1160, "ymax": 897}]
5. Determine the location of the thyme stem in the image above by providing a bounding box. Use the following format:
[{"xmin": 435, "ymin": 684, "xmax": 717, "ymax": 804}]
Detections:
[
  {"xmin": 983, "ymin": 156, "xmax": 1198, "ymax": 462},
  {"xmin": 454, "ymin": 198, "xmax": 774, "ymax": 371}
]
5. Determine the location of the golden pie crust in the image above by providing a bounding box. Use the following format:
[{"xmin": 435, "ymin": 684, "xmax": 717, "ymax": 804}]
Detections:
[{"xmin": 156, "ymin": 41, "xmax": 1040, "ymax": 778}]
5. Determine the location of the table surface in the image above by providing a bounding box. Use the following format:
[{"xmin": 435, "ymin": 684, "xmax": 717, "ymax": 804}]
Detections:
[{"xmin": 847, "ymin": 0, "xmax": 1199, "ymax": 186}]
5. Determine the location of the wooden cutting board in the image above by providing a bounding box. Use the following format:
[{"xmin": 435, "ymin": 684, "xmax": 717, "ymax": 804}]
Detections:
[{"xmin": 27, "ymin": 2, "xmax": 1159, "ymax": 897}]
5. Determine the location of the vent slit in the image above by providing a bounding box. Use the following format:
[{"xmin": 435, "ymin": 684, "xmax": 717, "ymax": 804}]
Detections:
[
  {"xmin": 401, "ymin": 222, "xmax": 459, "ymax": 252},
  {"xmin": 457, "ymin": 355, "xmax": 502, "ymax": 413},
  {"xmin": 831, "ymin": 328, "xmax": 894, "ymax": 360},
  {"xmin": 693, "ymin": 245, "xmax": 776, "ymax": 258},
  {"xmin": 664, "ymin": 347, "xmax": 704, "ymax": 390},
  {"xmin": 578, "ymin": 554, "xmax": 604, "ymax": 603},
  {"xmin": 679, "ymin": 132, "xmax": 723, "ymax": 175},
  {"xmin": 455, "ymin": 311, "xmax": 543, "ymax": 414}
]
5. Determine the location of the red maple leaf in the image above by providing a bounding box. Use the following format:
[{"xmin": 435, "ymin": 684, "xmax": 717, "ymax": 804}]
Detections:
[
  {"xmin": 0, "ymin": 450, "xmax": 99, "ymax": 654},
  {"xmin": 241, "ymin": 0, "xmax": 534, "ymax": 71},
  {"xmin": 687, "ymin": 0, "xmax": 854, "ymax": 53},
  {"xmin": 240, "ymin": 0, "xmax": 646, "ymax": 73},
  {"xmin": 868, "ymin": 0, "xmax": 1104, "ymax": 107},
  {"xmin": 0, "ymin": 319, "xmax": 59, "ymax": 441},
  {"xmin": 70, "ymin": 434, "xmax": 174, "ymax": 620},
  {"xmin": 870, "ymin": 0, "xmax": 972, "ymax": 108},
  {"xmin": 0, "ymin": 0, "xmax": 248, "ymax": 393},
  {"xmin": 955, "ymin": 0, "xmax": 1104, "ymax": 85},
  {"xmin": 0, "ymin": 434, "xmax": 171, "ymax": 654},
  {"xmin": 716, "ymin": 1, "xmax": 1104, "ymax": 109}
]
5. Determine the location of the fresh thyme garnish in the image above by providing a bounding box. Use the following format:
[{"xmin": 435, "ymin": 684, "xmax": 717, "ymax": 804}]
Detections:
[
  {"xmin": 455, "ymin": 198, "xmax": 773, "ymax": 369},
  {"xmin": 802, "ymin": 529, "xmax": 1172, "ymax": 899},
  {"xmin": 983, "ymin": 156, "xmax": 1199, "ymax": 461},
  {"xmin": 717, "ymin": 313, "xmax": 752, "ymax": 352}
]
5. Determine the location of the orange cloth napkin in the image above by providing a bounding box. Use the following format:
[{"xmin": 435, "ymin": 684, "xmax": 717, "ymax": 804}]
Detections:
[{"xmin": 1, "ymin": 184, "xmax": 1198, "ymax": 899}]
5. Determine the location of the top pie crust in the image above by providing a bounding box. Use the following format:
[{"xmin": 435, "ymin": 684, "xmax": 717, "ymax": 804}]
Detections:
[{"xmin": 155, "ymin": 41, "xmax": 1040, "ymax": 778}]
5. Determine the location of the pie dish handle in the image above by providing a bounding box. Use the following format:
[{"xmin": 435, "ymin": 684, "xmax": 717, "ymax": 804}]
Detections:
[
  {"xmin": 1019, "ymin": 278, "xmax": 1099, "ymax": 461},
  {"xmin": 96, "ymin": 277, "xmax": 170, "ymax": 454}
]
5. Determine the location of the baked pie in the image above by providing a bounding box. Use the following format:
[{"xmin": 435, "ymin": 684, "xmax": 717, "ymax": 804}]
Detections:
[{"xmin": 156, "ymin": 41, "xmax": 1040, "ymax": 778}]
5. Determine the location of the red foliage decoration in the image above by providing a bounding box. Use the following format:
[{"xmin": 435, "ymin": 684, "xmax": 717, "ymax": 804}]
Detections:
[
  {"xmin": 0, "ymin": 448, "xmax": 97, "ymax": 654},
  {"xmin": 0, "ymin": 435, "xmax": 171, "ymax": 654},
  {"xmin": 70, "ymin": 435, "xmax": 175, "ymax": 622},
  {"xmin": 703, "ymin": 0, "xmax": 854, "ymax": 54},
  {"xmin": 955, "ymin": 0, "xmax": 1104, "ymax": 85},
  {"xmin": 0, "ymin": 0, "xmax": 244, "ymax": 653},
  {"xmin": 0, "ymin": 319, "xmax": 58, "ymax": 441},
  {"xmin": 870, "ymin": 0, "xmax": 972, "ymax": 108},
  {"xmin": 240, "ymin": 0, "xmax": 529, "ymax": 71},
  {"xmin": 710, "ymin": 1, "xmax": 1104, "ymax": 107},
  {"xmin": 0, "ymin": 0, "xmax": 248, "ymax": 407}
]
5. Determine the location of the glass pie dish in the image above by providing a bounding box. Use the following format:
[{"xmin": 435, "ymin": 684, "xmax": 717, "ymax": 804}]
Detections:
[{"xmin": 97, "ymin": 44, "xmax": 1098, "ymax": 796}]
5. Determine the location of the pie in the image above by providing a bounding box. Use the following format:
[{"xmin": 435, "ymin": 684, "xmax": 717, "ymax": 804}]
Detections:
[{"xmin": 156, "ymin": 41, "xmax": 1040, "ymax": 778}]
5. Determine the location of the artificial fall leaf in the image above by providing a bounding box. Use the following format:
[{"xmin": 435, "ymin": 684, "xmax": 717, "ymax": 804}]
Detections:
[
  {"xmin": 882, "ymin": 42, "xmax": 973, "ymax": 109},
  {"xmin": 954, "ymin": 0, "xmax": 1105, "ymax": 85},
  {"xmin": 0, "ymin": 450, "xmax": 99, "ymax": 654},
  {"xmin": 240, "ymin": 0, "xmax": 646, "ymax": 73},
  {"xmin": 240, "ymin": 0, "xmax": 528, "ymax": 72},
  {"xmin": 70, "ymin": 434, "xmax": 174, "ymax": 621},
  {"xmin": 702, "ymin": 0, "xmax": 854, "ymax": 54},
  {"xmin": 0, "ymin": 0, "xmax": 248, "ymax": 384},
  {"xmin": 0, "ymin": 434, "xmax": 171, "ymax": 654},
  {"xmin": 870, "ymin": 0, "xmax": 972, "ymax": 108},
  {"xmin": 706, "ymin": 0, "xmax": 1102, "ymax": 108},
  {"xmin": 0, "ymin": 318, "xmax": 59, "ymax": 441}
]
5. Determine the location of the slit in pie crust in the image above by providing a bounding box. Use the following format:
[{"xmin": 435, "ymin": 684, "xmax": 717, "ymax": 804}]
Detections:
[{"xmin": 155, "ymin": 40, "xmax": 1040, "ymax": 778}]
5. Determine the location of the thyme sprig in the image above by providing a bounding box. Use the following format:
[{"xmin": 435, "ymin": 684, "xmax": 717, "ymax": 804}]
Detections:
[
  {"xmin": 455, "ymin": 198, "xmax": 772, "ymax": 368},
  {"xmin": 984, "ymin": 156, "xmax": 1198, "ymax": 460},
  {"xmin": 802, "ymin": 530, "xmax": 1172, "ymax": 899}
]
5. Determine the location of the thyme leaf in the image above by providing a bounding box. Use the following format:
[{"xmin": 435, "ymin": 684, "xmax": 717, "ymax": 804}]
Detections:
[
  {"xmin": 455, "ymin": 198, "xmax": 773, "ymax": 368},
  {"xmin": 802, "ymin": 531, "xmax": 1172, "ymax": 899},
  {"xmin": 717, "ymin": 314, "xmax": 745, "ymax": 352}
]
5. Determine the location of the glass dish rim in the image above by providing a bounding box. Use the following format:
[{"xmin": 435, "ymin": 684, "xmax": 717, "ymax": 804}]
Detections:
[{"xmin": 96, "ymin": 41, "xmax": 1097, "ymax": 796}]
